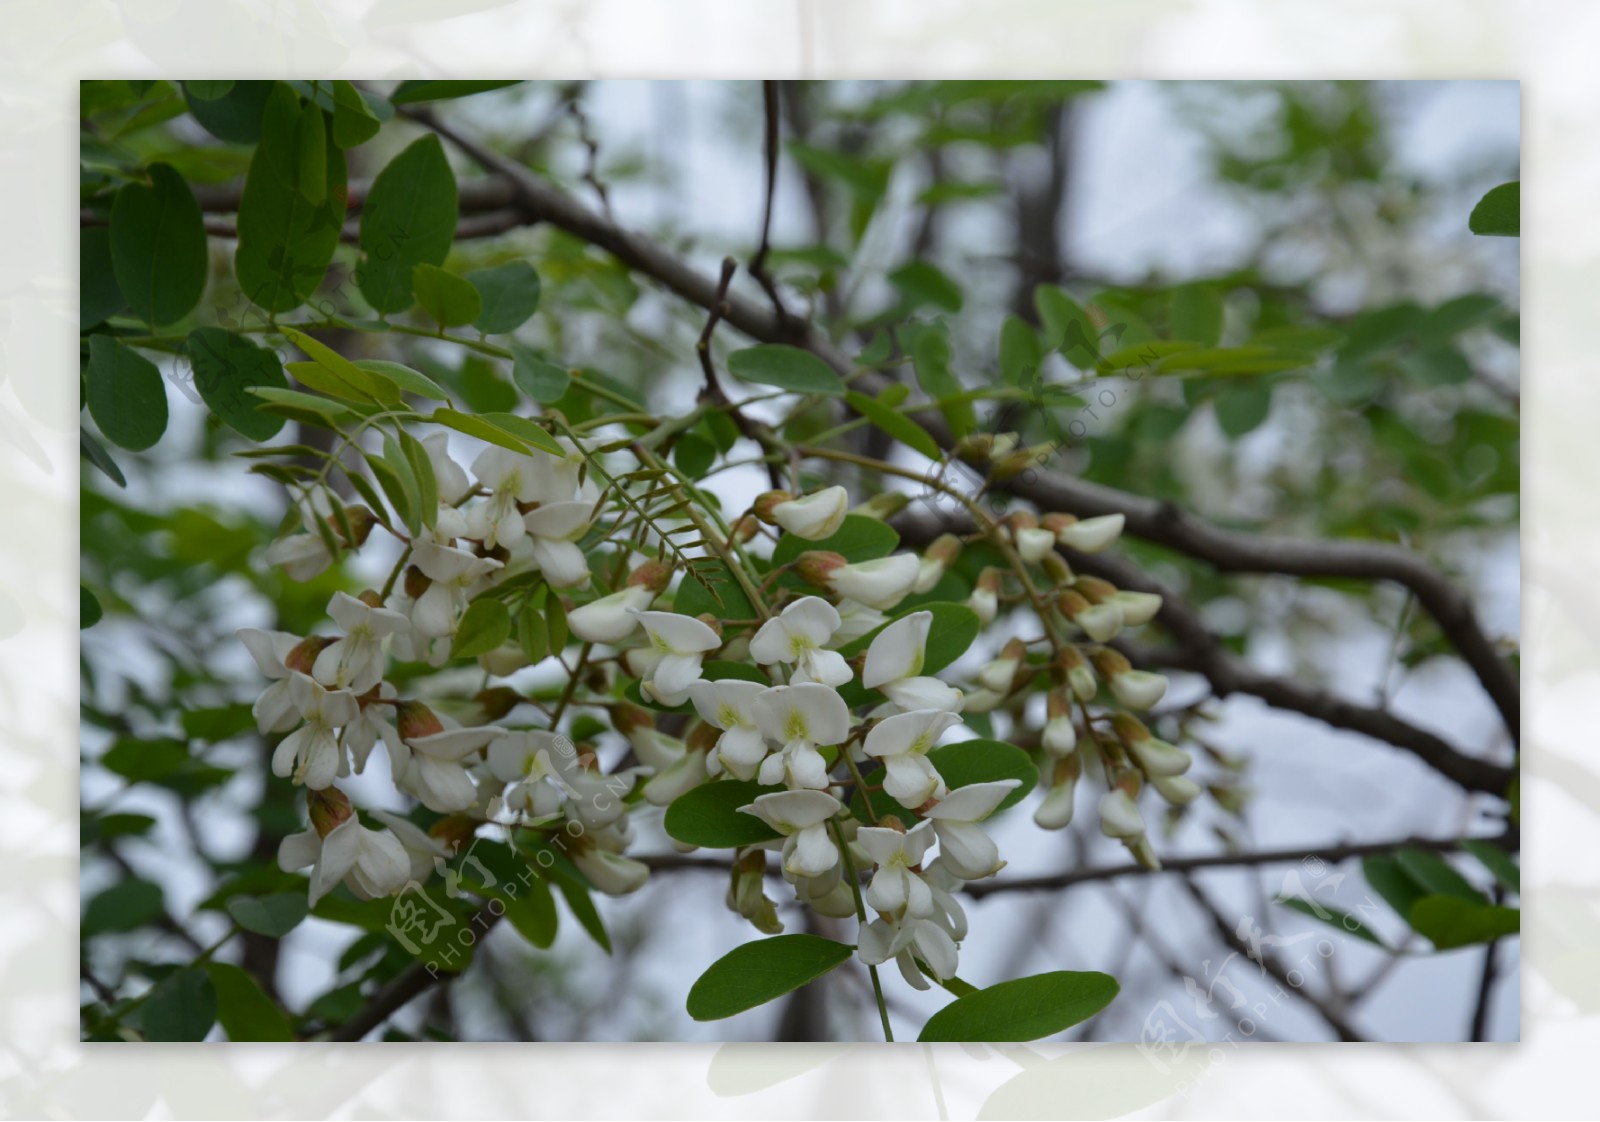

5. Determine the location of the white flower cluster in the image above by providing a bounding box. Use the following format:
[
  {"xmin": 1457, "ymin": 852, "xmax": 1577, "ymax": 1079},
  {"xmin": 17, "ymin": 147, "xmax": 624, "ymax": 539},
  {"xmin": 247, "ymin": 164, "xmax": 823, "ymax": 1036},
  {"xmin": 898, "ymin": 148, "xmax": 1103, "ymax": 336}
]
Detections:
[{"xmin": 243, "ymin": 431, "xmax": 1191, "ymax": 990}]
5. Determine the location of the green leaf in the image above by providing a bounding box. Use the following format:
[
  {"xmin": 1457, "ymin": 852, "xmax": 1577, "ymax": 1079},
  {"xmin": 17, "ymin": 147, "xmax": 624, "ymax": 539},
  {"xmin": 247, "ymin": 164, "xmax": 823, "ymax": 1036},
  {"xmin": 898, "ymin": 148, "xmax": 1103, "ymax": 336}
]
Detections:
[
  {"xmin": 1170, "ymin": 282, "xmax": 1224, "ymax": 346},
  {"xmin": 889, "ymin": 260, "xmax": 964, "ymax": 312},
  {"xmin": 674, "ymin": 431, "xmax": 717, "ymax": 478},
  {"xmin": 80, "ymin": 227, "xmax": 126, "ymax": 328},
  {"xmin": 329, "ymin": 80, "xmax": 382, "ymax": 149},
  {"xmin": 454, "ymin": 598, "xmax": 512, "ymax": 659},
  {"xmin": 226, "ymin": 892, "xmax": 309, "ymax": 937},
  {"xmin": 477, "ymin": 412, "xmax": 566, "ymax": 455},
  {"xmin": 845, "ymin": 390, "xmax": 942, "ymax": 460},
  {"xmin": 356, "ymin": 135, "xmax": 458, "ymax": 314},
  {"xmin": 910, "ymin": 325, "xmax": 976, "ymax": 437},
  {"xmin": 918, "ymin": 970, "xmax": 1119, "ymax": 1042},
  {"xmin": 87, "ymin": 336, "xmax": 168, "ymax": 451},
  {"xmin": 663, "ymin": 779, "xmax": 786, "ymax": 848},
  {"xmin": 282, "ymin": 327, "xmax": 401, "ymax": 405},
  {"xmin": 1468, "ymin": 181, "xmax": 1518, "ymax": 237},
  {"xmin": 205, "ymin": 963, "xmax": 294, "ymax": 1041},
  {"xmin": 185, "ymin": 80, "xmax": 234, "ymax": 101},
  {"xmin": 1275, "ymin": 896, "xmax": 1386, "ymax": 948},
  {"xmin": 503, "ymin": 875, "xmax": 559, "ymax": 949},
  {"xmin": 353, "ymin": 359, "xmax": 450, "ymax": 402},
  {"xmin": 109, "ymin": 162, "xmax": 208, "ymax": 327},
  {"xmin": 381, "ymin": 432, "xmax": 424, "ymax": 534},
  {"xmin": 517, "ymin": 603, "xmax": 550, "ymax": 663},
  {"xmin": 1409, "ymin": 896, "xmax": 1520, "ymax": 950},
  {"xmin": 687, "ymin": 935, "xmax": 854, "ymax": 1021},
  {"xmin": 998, "ymin": 315, "xmax": 1041, "ymax": 387},
  {"xmin": 185, "ymin": 80, "xmax": 274, "ymax": 144},
  {"xmin": 365, "ymin": 449, "xmax": 415, "ymax": 532},
  {"xmin": 1034, "ymin": 285, "xmax": 1100, "ymax": 367},
  {"xmin": 83, "ymin": 878, "xmax": 164, "ymax": 934},
  {"xmin": 413, "ymin": 263, "xmax": 482, "ymax": 329},
  {"xmin": 468, "ymin": 261, "xmax": 542, "ymax": 334},
  {"xmin": 727, "ymin": 344, "xmax": 844, "ymax": 396},
  {"xmin": 141, "ymin": 968, "xmax": 217, "ymax": 1042},
  {"xmin": 248, "ymin": 385, "xmax": 362, "ymax": 428},
  {"xmin": 771, "ymin": 514, "xmax": 899, "ymax": 568},
  {"xmin": 1461, "ymin": 840, "xmax": 1519, "ymax": 895},
  {"xmin": 1403, "ymin": 345, "xmax": 1473, "ymax": 387},
  {"xmin": 81, "ymin": 585, "xmax": 103, "ymax": 628},
  {"xmin": 1213, "ymin": 382, "xmax": 1272, "ymax": 439},
  {"xmin": 1362, "ymin": 855, "xmax": 1429, "ymax": 921},
  {"xmin": 512, "ymin": 343, "xmax": 572, "ymax": 404},
  {"xmin": 236, "ymin": 83, "xmax": 347, "ymax": 313},
  {"xmin": 101, "ymin": 737, "xmax": 189, "ymax": 782},
  {"xmin": 181, "ymin": 327, "xmax": 289, "ymax": 440},
  {"xmin": 295, "ymin": 100, "xmax": 327, "ymax": 206},
  {"xmin": 390, "ymin": 80, "xmax": 522, "ymax": 105},
  {"xmin": 553, "ymin": 876, "xmax": 611, "ymax": 954},
  {"xmin": 1394, "ymin": 849, "xmax": 1486, "ymax": 904},
  {"xmin": 399, "ymin": 430, "xmax": 439, "ymax": 523}
]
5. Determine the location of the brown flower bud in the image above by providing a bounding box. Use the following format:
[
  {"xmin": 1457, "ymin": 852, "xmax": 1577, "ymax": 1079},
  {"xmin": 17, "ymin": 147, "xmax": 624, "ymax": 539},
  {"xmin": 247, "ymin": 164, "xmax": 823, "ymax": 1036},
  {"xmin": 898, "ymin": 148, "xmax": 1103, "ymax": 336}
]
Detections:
[
  {"xmin": 627, "ymin": 559, "xmax": 673, "ymax": 593},
  {"xmin": 474, "ymin": 687, "xmax": 523, "ymax": 722},
  {"xmin": 1111, "ymin": 711, "xmax": 1151, "ymax": 746},
  {"xmin": 794, "ymin": 550, "xmax": 847, "ymax": 588},
  {"xmin": 753, "ymin": 490, "xmax": 797, "ymax": 525},
  {"xmin": 1091, "ymin": 648, "xmax": 1133, "ymax": 680},
  {"xmin": 926, "ymin": 533, "xmax": 963, "ymax": 568},
  {"xmin": 285, "ymin": 635, "xmax": 336, "ymax": 675},
  {"xmin": 404, "ymin": 564, "xmax": 431, "ymax": 600},
  {"xmin": 395, "ymin": 700, "xmax": 445, "ymax": 741},
  {"xmin": 1075, "ymin": 576, "xmax": 1119, "ymax": 604},
  {"xmin": 307, "ymin": 786, "xmax": 353, "ymax": 838}
]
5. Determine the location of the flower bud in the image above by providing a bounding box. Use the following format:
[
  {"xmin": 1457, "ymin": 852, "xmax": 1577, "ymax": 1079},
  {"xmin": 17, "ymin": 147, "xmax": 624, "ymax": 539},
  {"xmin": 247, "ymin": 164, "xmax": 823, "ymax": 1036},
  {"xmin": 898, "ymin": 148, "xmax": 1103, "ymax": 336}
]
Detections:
[
  {"xmin": 1111, "ymin": 670, "xmax": 1168, "ymax": 711},
  {"xmin": 571, "ymin": 845, "xmax": 650, "ymax": 896},
  {"xmin": 396, "ymin": 700, "xmax": 445, "ymax": 741},
  {"xmin": 567, "ymin": 585, "xmax": 655, "ymax": 644},
  {"xmin": 1060, "ymin": 589, "xmax": 1123, "ymax": 642},
  {"xmin": 773, "ymin": 486, "xmax": 850, "ymax": 540},
  {"xmin": 793, "ymin": 550, "xmax": 847, "ymax": 588},
  {"xmin": 357, "ymin": 589, "xmax": 385, "ymax": 609},
  {"xmin": 1112, "ymin": 590, "xmax": 1163, "ymax": 627},
  {"xmin": 855, "ymin": 491, "xmax": 908, "ymax": 522},
  {"xmin": 1042, "ymin": 689, "xmax": 1077, "ymax": 755},
  {"xmin": 968, "ymin": 567, "xmax": 1002, "ymax": 625},
  {"xmin": 1126, "ymin": 835, "xmax": 1162, "ymax": 870},
  {"xmin": 752, "ymin": 490, "xmax": 796, "ymax": 525},
  {"xmin": 285, "ymin": 635, "xmax": 336, "ymax": 675},
  {"xmin": 1098, "ymin": 785, "xmax": 1146, "ymax": 841},
  {"xmin": 1060, "ymin": 646, "xmax": 1098, "ymax": 701},
  {"xmin": 978, "ymin": 637, "xmax": 1027, "ymax": 693},
  {"xmin": 474, "ymin": 686, "xmax": 523, "ymax": 722},
  {"xmin": 731, "ymin": 513, "xmax": 760, "ymax": 543},
  {"xmin": 307, "ymin": 785, "xmax": 353, "ymax": 838},
  {"xmin": 1074, "ymin": 576, "xmax": 1119, "ymax": 604},
  {"xmin": 1033, "ymin": 753, "xmax": 1082, "ymax": 830},
  {"xmin": 627, "ymin": 559, "xmax": 673, "ymax": 594},
  {"xmin": 1055, "ymin": 513, "xmax": 1125, "ymax": 553},
  {"xmin": 332, "ymin": 506, "xmax": 376, "ymax": 548},
  {"xmin": 817, "ymin": 554, "xmax": 921, "ymax": 610},
  {"xmin": 728, "ymin": 849, "xmax": 783, "ymax": 934},
  {"xmin": 643, "ymin": 748, "xmax": 709, "ymax": 805},
  {"xmin": 404, "ymin": 564, "xmax": 431, "ymax": 600},
  {"xmin": 1040, "ymin": 551, "xmax": 1075, "ymax": 585},
  {"xmin": 1152, "ymin": 773, "xmax": 1202, "ymax": 805},
  {"xmin": 960, "ymin": 687, "xmax": 1007, "ymax": 714}
]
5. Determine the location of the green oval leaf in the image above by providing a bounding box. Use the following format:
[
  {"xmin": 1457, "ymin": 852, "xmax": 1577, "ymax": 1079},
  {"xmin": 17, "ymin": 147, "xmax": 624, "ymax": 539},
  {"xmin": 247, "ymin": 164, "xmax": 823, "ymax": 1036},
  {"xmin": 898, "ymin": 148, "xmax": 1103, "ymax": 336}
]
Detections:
[
  {"xmin": 664, "ymin": 779, "xmax": 785, "ymax": 849},
  {"xmin": 185, "ymin": 80, "xmax": 274, "ymax": 145},
  {"xmin": 503, "ymin": 875, "xmax": 559, "ymax": 949},
  {"xmin": 354, "ymin": 359, "xmax": 450, "ymax": 402},
  {"xmin": 182, "ymin": 327, "xmax": 289, "ymax": 440},
  {"xmin": 687, "ymin": 934, "xmax": 854, "ymax": 1021},
  {"xmin": 453, "ymin": 598, "xmax": 512, "ymax": 659},
  {"xmin": 110, "ymin": 162, "xmax": 208, "ymax": 327},
  {"xmin": 205, "ymin": 963, "xmax": 294, "ymax": 1042},
  {"xmin": 81, "ymin": 585, "xmax": 103, "ymax": 628},
  {"xmin": 236, "ymin": 83, "xmax": 347, "ymax": 313},
  {"xmin": 87, "ymin": 336, "xmax": 168, "ymax": 451},
  {"xmin": 80, "ymin": 227, "xmax": 126, "ymax": 328},
  {"xmin": 357, "ymin": 135, "xmax": 458, "ymax": 314},
  {"xmin": 469, "ymin": 261, "xmax": 542, "ymax": 334},
  {"xmin": 413, "ymin": 263, "xmax": 482, "ymax": 329},
  {"xmin": 1468, "ymin": 181, "xmax": 1518, "ymax": 237},
  {"xmin": 511, "ymin": 343, "xmax": 571, "ymax": 404},
  {"xmin": 918, "ymin": 970, "xmax": 1118, "ymax": 1042},
  {"xmin": 845, "ymin": 389, "xmax": 942, "ymax": 460},
  {"xmin": 225, "ymin": 891, "xmax": 309, "ymax": 937},
  {"xmin": 727, "ymin": 344, "xmax": 844, "ymax": 396},
  {"xmin": 141, "ymin": 968, "xmax": 218, "ymax": 1042},
  {"xmin": 1409, "ymin": 896, "xmax": 1520, "ymax": 950}
]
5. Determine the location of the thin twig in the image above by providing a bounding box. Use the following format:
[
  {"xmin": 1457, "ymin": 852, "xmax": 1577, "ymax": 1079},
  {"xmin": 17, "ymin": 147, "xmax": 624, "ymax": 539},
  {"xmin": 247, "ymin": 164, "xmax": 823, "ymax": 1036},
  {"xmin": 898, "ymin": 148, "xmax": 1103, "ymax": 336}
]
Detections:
[{"xmin": 748, "ymin": 80, "xmax": 791, "ymax": 330}]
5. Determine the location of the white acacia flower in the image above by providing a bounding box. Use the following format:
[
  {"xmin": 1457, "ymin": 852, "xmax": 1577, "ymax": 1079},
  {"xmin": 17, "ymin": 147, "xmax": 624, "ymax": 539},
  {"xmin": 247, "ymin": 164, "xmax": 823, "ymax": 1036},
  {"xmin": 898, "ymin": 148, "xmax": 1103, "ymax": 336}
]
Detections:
[
  {"xmin": 522, "ymin": 499, "xmax": 597, "ymax": 589},
  {"xmin": 488, "ymin": 729, "xmax": 575, "ymax": 823},
  {"xmin": 686, "ymin": 679, "xmax": 770, "ymax": 780},
  {"xmin": 278, "ymin": 816, "xmax": 410, "ymax": 906},
  {"xmin": 738, "ymin": 790, "xmax": 843, "ymax": 879},
  {"xmin": 272, "ymin": 673, "xmax": 358, "ymax": 790},
  {"xmin": 1056, "ymin": 513, "xmax": 1125, "ymax": 553},
  {"xmin": 632, "ymin": 610, "xmax": 721, "ymax": 705},
  {"xmin": 772, "ymin": 486, "xmax": 848, "ymax": 540},
  {"xmin": 643, "ymin": 746, "xmax": 709, "ymax": 805},
  {"xmin": 409, "ymin": 539, "xmax": 504, "ymax": 639},
  {"xmin": 749, "ymin": 597, "xmax": 851, "ymax": 687},
  {"xmin": 857, "ymin": 914, "xmax": 959, "ymax": 991},
  {"xmin": 857, "ymin": 819, "xmax": 937, "ymax": 918},
  {"xmin": 421, "ymin": 432, "xmax": 472, "ymax": 506},
  {"xmin": 238, "ymin": 627, "xmax": 302, "ymax": 733},
  {"xmin": 344, "ymin": 682, "xmax": 400, "ymax": 774},
  {"xmin": 1072, "ymin": 601, "xmax": 1124, "ymax": 643},
  {"xmin": 572, "ymin": 845, "xmax": 650, "ymax": 896},
  {"xmin": 264, "ymin": 493, "xmax": 356, "ymax": 582},
  {"xmin": 1098, "ymin": 787, "xmax": 1146, "ymax": 840},
  {"xmin": 1152, "ymin": 773, "xmax": 1202, "ymax": 805},
  {"xmin": 401, "ymin": 724, "xmax": 505, "ymax": 814},
  {"xmin": 368, "ymin": 808, "xmax": 454, "ymax": 884},
  {"xmin": 567, "ymin": 585, "xmax": 656, "ymax": 644},
  {"xmin": 922, "ymin": 780, "xmax": 1021, "ymax": 879},
  {"xmin": 922, "ymin": 858, "xmax": 970, "ymax": 942},
  {"xmin": 826, "ymin": 554, "xmax": 921, "ymax": 611},
  {"xmin": 466, "ymin": 446, "xmax": 544, "ymax": 548},
  {"xmin": 832, "ymin": 600, "xmax": 887, "ymax": 645},
  {"xmin": 752, "ymin": 683, "xmax": 851, "ymax": 790},
  {"xmin": 860, "ymin": 708, "xmax": 961, "ymax": 808},
  {"xmin": 1110, "ymin": 669, "xmax": 1168, "ymax": 711},
  {"xmin": 861, "ymin": 610, "xmax": 963, "ymax": 713},
  {"xmin": 1043, "ymin": 691, "xmax": 1077, "ymax": 756},
  {"xmin": 312, "ymin": 592, "xmax": 408, "ymax": 694},
  {"xmin": 1127, "ymin": 735, "xmax": 1191, "ymax": 777}
]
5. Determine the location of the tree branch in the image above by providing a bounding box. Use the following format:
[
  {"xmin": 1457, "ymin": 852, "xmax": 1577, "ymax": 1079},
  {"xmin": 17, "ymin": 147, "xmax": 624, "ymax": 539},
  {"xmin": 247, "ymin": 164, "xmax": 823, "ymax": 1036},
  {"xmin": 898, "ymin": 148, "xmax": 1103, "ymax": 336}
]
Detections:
[{"xmin": 395, "ymin": 106, "xmax": 1517, "ymax": 745}]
